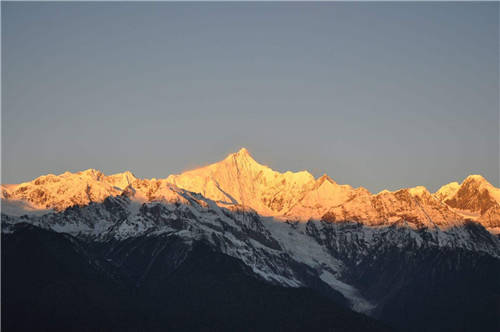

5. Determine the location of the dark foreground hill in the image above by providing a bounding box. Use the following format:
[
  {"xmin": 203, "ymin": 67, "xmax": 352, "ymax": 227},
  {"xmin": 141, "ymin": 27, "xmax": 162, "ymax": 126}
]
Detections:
[{"xmin": 2, "ymin": 225, "xmax": 393, "ymax": 332}]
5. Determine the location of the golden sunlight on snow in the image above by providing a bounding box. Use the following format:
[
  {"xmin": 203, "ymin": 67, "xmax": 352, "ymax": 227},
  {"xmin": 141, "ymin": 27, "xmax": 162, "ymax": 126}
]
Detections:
[{"xmin": 1, "ymin": 148, "xmax": 499, "ymax": 233}]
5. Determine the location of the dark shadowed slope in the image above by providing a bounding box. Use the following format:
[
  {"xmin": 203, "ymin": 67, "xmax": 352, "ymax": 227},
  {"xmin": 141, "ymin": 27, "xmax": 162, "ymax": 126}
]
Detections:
[{"xmin": 2, "ymin": 224, "xmax": 394, "ymax": 332}]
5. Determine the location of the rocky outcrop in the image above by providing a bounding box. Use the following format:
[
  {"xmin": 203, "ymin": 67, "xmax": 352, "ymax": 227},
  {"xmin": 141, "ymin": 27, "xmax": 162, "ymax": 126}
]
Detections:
[
  {"xmin": 434, "ymin": 175, "xmax": 500, "ymax": 233},
  {"xmin": 1, "ymin": 149, "xmax": 499, "ymax": 233}
]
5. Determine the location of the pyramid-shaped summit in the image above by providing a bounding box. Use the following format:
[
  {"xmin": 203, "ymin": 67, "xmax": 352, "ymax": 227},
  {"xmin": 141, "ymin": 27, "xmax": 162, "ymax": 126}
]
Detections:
[
  {"xmin": 2, "ymin": 148, "xmax": 499, "ymax": 233},
  {"xmin": 166, "ymin": 148, "xmax": 317, "ymax": 215}
]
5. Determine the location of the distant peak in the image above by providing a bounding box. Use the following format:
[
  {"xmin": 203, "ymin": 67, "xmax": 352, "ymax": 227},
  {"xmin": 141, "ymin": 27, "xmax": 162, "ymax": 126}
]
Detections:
[
  {"xmin": 442, "ymin": 181, "xmax": 460, "ymax": 189},
  {"xmin": 407, "ymin": 186, "xmax": 430, "ymax": 196},
  {"xmin": 80, "ymin": 168, "xmax": 101, "ymax": 174},
  {"xmin": 78, "ymin": 169, "xmax": 104, "ymax": 180},
  {"xmin": 464, "ymin": 174, "xmax": 487, "ymax": 183},
  {"xmin": 235, "ymin": 147, "xmax": 253, "ymax": 158},
  {"xmin": 226, "ymin": 148, "xmax": 256, "ymax": 163},
  {"xmin": 377, "ymin": 189, "xmax": 392, "ymax": 195},
  {"xmin": 112, "ymin": 170, "xmax": 136, "ymax": 178},
  {"xmin": 237, "ymin": 147, "xmax": 250, "ymax": 155},
  {"xmin": 434, "ymin": 181, "xmax": 460, "ymax": 196},
  {"xmin": 317, "ymin": 174, "xmax": 336, "ymax": 185}
]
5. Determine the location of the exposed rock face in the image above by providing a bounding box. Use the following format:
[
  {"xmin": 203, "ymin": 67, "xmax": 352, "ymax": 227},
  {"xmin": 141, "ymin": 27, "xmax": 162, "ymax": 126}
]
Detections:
[
  {"xmin": 441, "ymin": 175, "xmax": 500, "ymax": 213},
  {"xmin": 2, "ymin": 149, "xmax": 500, "ymax": 332},
  {"xmin": 321, "ymin": 187, "xmax": 463, "ymax": 228},
  {"xmin": 2, "ymin": 189, "xmax": 500, "ymax": 332},
  {"xmin": 285, "ymin": 175, "xmax": 371, "ymax": 220},
  {"xmin": 165, "ymin": 150, "xmax": 498, "ymax": 232},
  {"xmin": 1, "ymin": 149, "xmax": 499, "ymax": 233},
  {"xmin": 434, "ymin": 175, "xmax": 500, "ymax": 233}
]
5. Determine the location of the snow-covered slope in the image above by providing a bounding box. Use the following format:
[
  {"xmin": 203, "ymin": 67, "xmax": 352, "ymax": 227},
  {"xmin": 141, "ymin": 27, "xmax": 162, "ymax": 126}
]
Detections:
[
  {"xmin": 434, "ymin": 181, "xmax": 460, "ymax": 202},
  {"xmin": 166, "ymin": 148, "xmax": 318, "ymax": 215},
  {"xmin": 1, "ymin": 169, "xmax": 136, "ymax": 212},
  {"xmin": 2, "ymin": 149, "xmax": 500, "ymax": 319},
  {"xmin": 3, "ymin": 182, "xmax": 499, "ymax": 314},
  {"xmin": 284, "ymin": 175, "xmax": 371, "ymax": 220},
  {"xmin": 2, "ymin": 150, "xmax": 499, "ymax": 331},
  {"xmin": 165, "ymin": 149, "xmax": 498, "ymax": 232},
  {"xmin": 321, "ymin": 186, "xmax": 464, "ymax": 229},
  {"xmin": 434, "ymin": 175, "xmax": 500, "ymax": 234},
  {"xmin": 2, "ymin": 148, "xmax": 499, "ymax": 233},
  {"xmin": 1, "ymin": 185, "xmax": 368, "ymax": 310}
]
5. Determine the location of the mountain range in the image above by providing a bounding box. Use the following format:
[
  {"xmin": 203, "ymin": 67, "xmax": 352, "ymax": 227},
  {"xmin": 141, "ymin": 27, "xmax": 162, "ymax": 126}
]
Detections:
[
  {"xmin": 2, "ymin": 148, "xmax": 500, "ymax": 233},
  {"xmin": 2, "ymin": 148, "xmax": 500, "ymax": 331}
]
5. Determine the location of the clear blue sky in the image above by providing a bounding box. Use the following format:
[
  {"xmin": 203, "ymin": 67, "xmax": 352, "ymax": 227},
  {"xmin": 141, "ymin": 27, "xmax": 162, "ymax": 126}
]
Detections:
[{"xmin": 2, "ymin": 2, "xmax": 499, "ymax": 192}]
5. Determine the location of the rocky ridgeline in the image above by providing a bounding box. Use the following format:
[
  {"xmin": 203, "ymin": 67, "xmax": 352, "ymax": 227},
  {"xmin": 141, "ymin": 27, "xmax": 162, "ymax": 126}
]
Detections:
[{"xmin": 1, "ymin": 148, "xmax": 499, "ymax": 233}]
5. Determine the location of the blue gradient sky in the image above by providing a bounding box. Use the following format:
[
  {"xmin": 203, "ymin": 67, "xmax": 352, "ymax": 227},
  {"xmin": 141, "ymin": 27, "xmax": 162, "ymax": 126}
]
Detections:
[{"xmin": 2, "ymin": 2, "xmax": 499, "ymax": 192}]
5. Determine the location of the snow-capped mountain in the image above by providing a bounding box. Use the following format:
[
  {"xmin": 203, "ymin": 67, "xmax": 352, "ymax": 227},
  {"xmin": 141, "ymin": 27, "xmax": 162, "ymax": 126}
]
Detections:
[
  {"xmin": 2, "ymin": 148, "xmax": 499, "ymax": 232},
  {"xmin": 1, "ymin": 168, "xmax": 137, "ymax": 212},
  {"xmin": 2, "ymin": 149, "xmax": 500, "ymax": 331},
  {"xmin": 435, "ymin": 174, "xmax": 500, "ymax": 233}
]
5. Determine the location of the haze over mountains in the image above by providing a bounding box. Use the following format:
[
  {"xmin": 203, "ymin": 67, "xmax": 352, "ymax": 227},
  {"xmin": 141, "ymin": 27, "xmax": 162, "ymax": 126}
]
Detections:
[{"xmin": 2, "ymin": 148, "xmax": 499, "ymax": 234}]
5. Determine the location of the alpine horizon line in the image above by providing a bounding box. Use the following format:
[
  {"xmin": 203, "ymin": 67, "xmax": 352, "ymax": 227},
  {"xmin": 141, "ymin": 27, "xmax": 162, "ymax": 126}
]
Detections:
[
  {"xmin": 1, "ymin": 148, "xmax": 499, "ymax": 234},
  {"xmin": 2, "ymin": 147, "xmax": 495, "ymax": 194}
]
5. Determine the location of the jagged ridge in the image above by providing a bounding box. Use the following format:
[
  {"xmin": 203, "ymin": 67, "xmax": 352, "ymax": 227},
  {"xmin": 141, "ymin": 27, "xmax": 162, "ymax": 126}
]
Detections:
[{"xmin": 2, "ymin": 148, "xmax": 499, "ymax": 233}]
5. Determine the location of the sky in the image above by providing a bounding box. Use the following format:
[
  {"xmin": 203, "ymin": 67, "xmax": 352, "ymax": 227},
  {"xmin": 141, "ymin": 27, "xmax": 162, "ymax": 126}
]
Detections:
[{"xmin": 2, "ymin": 2, "xmax": 499, "ymax": 192}]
